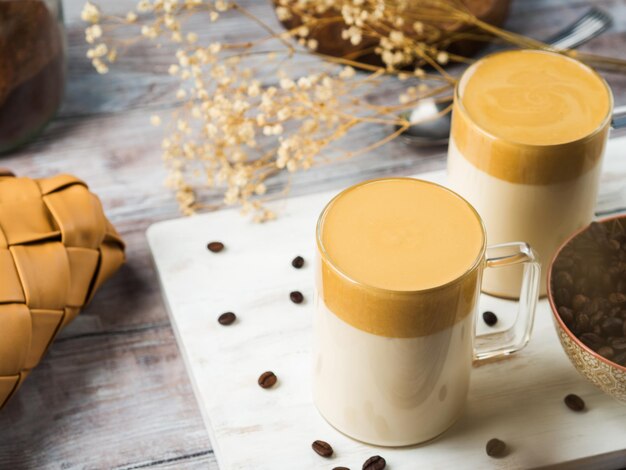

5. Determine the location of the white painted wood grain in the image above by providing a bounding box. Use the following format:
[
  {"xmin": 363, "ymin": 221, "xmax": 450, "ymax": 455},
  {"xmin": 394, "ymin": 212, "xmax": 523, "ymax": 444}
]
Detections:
[{"xmin": 147, "ymin": 137, "xmax": 626, "ymax": 470}]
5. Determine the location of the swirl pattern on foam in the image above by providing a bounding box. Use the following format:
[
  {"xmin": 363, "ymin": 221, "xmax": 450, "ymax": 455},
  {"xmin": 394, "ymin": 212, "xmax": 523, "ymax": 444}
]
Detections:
[{"xmin": 461, "ymin": 50, "xmax": 610, "ymax": 146}]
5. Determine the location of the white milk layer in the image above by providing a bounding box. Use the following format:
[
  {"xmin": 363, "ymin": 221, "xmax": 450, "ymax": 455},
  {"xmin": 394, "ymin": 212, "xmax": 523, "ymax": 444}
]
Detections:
[
  {"xmin": 447, "ymin": 137, "xmax": 601, "ymax": 298},
  {"xmin": 312, "ymin": 295, "xmax": 474, "ymax": 446}
]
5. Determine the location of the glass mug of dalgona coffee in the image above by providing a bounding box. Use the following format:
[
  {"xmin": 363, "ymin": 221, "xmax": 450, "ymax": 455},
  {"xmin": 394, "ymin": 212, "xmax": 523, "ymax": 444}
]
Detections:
[
  {"xmin": 448, "ymin": 50, "xmax": 613, "ymax": 298},
  {"xmin": 313, "ymin": 178, "xmax": 540, "ymax": 446}
]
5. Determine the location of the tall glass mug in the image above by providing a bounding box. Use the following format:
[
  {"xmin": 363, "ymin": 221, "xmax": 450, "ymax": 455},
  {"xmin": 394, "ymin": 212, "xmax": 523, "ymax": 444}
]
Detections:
[
  {"xmin": 448, "ymin": 50, "xmax": 613, "ymax": 298},
  {"xmin": 313, "ymin": 178, "xmax": 540, "ymax": 446}
]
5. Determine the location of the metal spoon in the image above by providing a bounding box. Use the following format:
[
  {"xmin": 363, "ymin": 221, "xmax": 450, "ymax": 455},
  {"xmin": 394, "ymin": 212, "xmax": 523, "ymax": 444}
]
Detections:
[{"xmin": 398, "ymin": 7, "xmax": 613, "ymax": 146}]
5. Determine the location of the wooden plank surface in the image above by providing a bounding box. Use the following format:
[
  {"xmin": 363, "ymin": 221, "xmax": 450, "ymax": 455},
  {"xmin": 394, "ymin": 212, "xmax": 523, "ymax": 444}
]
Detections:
[{"xmin": 1, "ymin": 0, "xmax": 626, "ymax": 468}]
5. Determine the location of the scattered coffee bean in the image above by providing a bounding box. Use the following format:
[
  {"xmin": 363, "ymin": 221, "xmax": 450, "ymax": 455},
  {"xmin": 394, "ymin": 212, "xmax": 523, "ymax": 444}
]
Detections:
[
  {"xmin": 207, "ymin": 241, "xmax": 225, "ymax": 253},
  {"xmin": 485, "ymin": 438, "xmax": 507, "ymax": 458},
  {"xmin": 362, "ymin": 455, "xmax": 386, "ymax": 470},
  {"xmin": 333, "ymin": 467, "xmax": 350, "ymax": 470},
  {"xmin": 482, "ymin": 311, "xmax": 498, "ymax": 327},
  {"xmin": 311, "ymin": 440, "xmax": 333, "ymax": 458},
  {"xmin": 291, "ymin": 256, "xmax": 305, "ymax": 269},
  {"xmin": 218, "ymin": 311, "xmax": 236, "ymax": 326},
  {"xmin": 258, "ymin": 371, "xmax": 277, "ymax": 389},
  {"xmin": 290, "ymin": 291, "xmax": 304, "ymax": 304},
  {"xmin": 564, "ymin": 393, "xmax": 585, "ymax": 412}
]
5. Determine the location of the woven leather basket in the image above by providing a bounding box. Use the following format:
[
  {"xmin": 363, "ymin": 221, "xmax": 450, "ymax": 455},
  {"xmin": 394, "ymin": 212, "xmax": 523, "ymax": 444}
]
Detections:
[{"xmin": 0, "ymin": 170, "xmax": 125, "ymax": 409}]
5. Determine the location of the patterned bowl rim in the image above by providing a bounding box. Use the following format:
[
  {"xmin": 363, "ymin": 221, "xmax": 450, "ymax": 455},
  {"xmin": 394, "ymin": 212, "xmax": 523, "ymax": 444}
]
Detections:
[{"xmin": 547, "ymin": 213, "xmax": 626, "ymax": 373}]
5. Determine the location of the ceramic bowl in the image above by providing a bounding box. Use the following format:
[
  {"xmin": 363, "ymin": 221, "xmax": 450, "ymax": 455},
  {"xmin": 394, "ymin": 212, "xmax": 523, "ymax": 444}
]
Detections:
[{"xmin": 548, "ymin": 215, "xmax": 626, "ymax": 404}]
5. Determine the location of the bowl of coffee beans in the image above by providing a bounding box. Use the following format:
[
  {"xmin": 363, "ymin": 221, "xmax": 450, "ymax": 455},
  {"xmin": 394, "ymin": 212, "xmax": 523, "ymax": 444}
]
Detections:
[{"xmin": 548, "ymin": 215, "xmax": 626, "ymax": 403}]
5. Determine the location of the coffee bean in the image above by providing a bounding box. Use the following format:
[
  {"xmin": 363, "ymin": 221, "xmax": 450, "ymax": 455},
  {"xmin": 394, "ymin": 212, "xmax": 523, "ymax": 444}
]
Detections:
[
  {"xmin": 311, "ymin": 440, "xmax": 333, "ymax": 458},
  {"xmin": 290, "ymin": 291, "xmax": 304, "ymax": 304},
  {"xmin": 589, "ymin": 312, "xmax": 606, "ymax": 328},
  {"xmin": 0, "ymin": 168, "xmax": 14, "ymax": 177},
  {"xmin": 555, "ymin": 271, "xmax": 574, "ymax": 289},
  {"xmin": 554, "ymin": 287, "xmax": 570, "ymax": 307},
  {"xmin": 291, "ymin": 256, "xmax": 305, "ymax": 269},
  {"xmin": 580, "ymin": 333, "xmax": 603, "ymax": 350},
  {"xmin": 588, "ymin": 299, "xmax": 601, "ymax": 314},
  {"xmin": 598, "ymin": 346, "xmax": 615, "ymax": 359},
  {"xmin": 612, "ymin": 338, "xmax": 626, "ymax": 350},
  {"xmin": 610, "ymin": 293, "xmax": 626, "ymax": 304},
  {"xmin": 333, "ymin": 468, "xmax": 350, "ymax": 470},
  {"xmin": 218, "ymin": 311, "xmax": 236, "ymax": 326},
  {"xmin": 485, "ymin": 438, "xmax": 507, "ymax": 458},
  {"xmin": 558, "ymin": 306, "xmax": 574, "ymax": 325},
  {"xmin": 258, "ymin": 371, "xmax": 277, "ymax": 389},
  {"xmin": 564, "ymin": 393, "xmax": 585, "ymax": 412},
  {"xmin": 575, "ymin": 314, "xmax": 591, "ymax": 334},
  {"xmin": 362, "ymin": 455, "xmax": 386, "ymax": 470},
  {"xmin": 207, "ymin": 241, "xmax": 225, "ymax": 253},
  {"xmin": 589, "ymin": 221, "xmax": 608, "ymax": 241},
  {"xmin": 614, "ymin": 351, "xmax": 626, "ymax": 366},
  {"xmin": 482, "ymin": 311, "xmax": 498, "ymax": 327},
  {"xmin": 602, "ymin": 317, "xmax": 623, "ymax": 337},
  {"xmin": 572, "ymin": 294, "xmax": 589, "ymax": 311},
  {"xmin": 554, "ymin": 256, "xmax": 574, "ymax": 270},
  {"xmin": 590, "ymin": 311, "xmax": 604, "ymax": 327}
]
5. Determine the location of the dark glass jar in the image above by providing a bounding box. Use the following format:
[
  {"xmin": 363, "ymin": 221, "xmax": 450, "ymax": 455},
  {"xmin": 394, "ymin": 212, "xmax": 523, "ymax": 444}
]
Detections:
[{"xmin": 0, "ymin": 0, "xmax": 66, "ymax": 154}]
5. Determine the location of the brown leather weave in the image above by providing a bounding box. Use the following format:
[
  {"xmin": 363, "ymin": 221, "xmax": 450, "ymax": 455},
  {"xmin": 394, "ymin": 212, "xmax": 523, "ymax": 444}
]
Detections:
[{"xmin": 0, "ymin": 171, "xmax": 125, "ymax": 409}]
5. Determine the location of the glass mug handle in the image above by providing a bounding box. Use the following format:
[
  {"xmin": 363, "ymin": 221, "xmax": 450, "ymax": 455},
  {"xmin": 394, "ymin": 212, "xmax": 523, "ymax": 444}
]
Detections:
[{"xmin": 474, "ymin": 242, "xmax": 541, "ymax": 362}]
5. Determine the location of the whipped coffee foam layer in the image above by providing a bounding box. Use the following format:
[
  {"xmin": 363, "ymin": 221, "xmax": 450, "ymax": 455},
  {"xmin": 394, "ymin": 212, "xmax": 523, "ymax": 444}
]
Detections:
[
  {"xmin": 317, "ymin": 178, "xmax": 484, "ymax": 338},
  {"xmin": 320, "ymin": 178, "xmax": 483, "ymax": 291},
  {"xmin": 452, "ymin": 50, "xmax": 611, "ymax": 185},
  {"xmin": 462, "ymin": 50, "xmax": 609, "ymax": 146}
]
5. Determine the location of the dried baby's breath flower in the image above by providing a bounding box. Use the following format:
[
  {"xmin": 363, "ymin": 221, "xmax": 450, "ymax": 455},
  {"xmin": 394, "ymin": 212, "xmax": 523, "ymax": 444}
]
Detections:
[
  {"xmin": 81, "ymin": 2, "xmax": 100, "ymax": 23},
  {"xmin": 436, "ymin": 51, "xmax": 449, "ymax": 65},
  {"xmin": 85, "ymin": 24, "xmax": 103, "ymax": 43},
  {"xmin": 84, "ymin": 0, "xmax": 615, "ymax": 221},
  {"xmin": 107, "ymin": 48, "xmax": 118, "ymax": 63}
]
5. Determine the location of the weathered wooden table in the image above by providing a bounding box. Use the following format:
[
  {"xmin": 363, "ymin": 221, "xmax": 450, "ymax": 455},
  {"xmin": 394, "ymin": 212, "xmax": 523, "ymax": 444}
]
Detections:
[{"xmin": 1, "ymin": 1, "xmax": 625, "ymax": 468}]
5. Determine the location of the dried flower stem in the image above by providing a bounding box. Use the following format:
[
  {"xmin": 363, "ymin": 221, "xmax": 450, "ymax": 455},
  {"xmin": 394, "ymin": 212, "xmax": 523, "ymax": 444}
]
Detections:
[{"xmin": 82, "ymin": 0, "xmax": 626, "ymax": 221}]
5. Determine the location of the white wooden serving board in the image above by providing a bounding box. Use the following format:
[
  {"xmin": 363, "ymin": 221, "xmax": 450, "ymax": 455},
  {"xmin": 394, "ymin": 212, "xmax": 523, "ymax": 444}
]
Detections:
[{"xmin": 147, "ymin": 138, "xmax": 626, "ymax": 470}]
